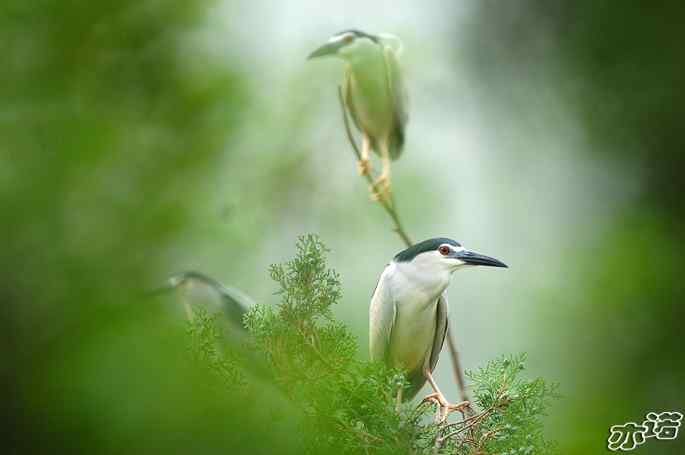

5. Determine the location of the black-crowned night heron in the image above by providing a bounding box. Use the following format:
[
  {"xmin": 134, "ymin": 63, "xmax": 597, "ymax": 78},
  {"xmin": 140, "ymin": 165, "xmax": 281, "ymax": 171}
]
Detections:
[
  {"xmin": 160, "ymin": 272, "xmax": 273, "ymax": 379},
  {"xmin": 369, "ymin": 238, "xmax": 507, "ymax": 420},
  {"xmin": 308, "ymin": 29, "xmax": 408, "ymax": 199},
  {"xmin": 164, "ymin": 271, "xmax": 253, "ymax": 331}
]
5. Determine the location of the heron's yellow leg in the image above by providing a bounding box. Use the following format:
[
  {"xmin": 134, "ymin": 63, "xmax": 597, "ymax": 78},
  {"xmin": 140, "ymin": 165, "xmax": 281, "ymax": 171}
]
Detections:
[
  {"xmin": 370, "ymin": 142, "xmax": 392, "ymax": 203},
  {"xmin": 421, "ymin": 369, "xmax": 470, "ymax": 423},
  {"xmin": 357, "ymin": 134, "xmax": 372, "ymax": 176}
]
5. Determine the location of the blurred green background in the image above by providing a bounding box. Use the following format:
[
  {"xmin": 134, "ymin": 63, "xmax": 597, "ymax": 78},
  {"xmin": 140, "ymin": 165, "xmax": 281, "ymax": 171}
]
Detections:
[{"xmin": 2, "ymin": 1, "xmax": 683, "ymax": 453}]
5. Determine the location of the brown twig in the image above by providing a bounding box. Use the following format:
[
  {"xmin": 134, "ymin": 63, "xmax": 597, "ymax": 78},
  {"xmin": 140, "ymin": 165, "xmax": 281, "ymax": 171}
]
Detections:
[
  {"xmin": 296, "ymin": 325, "xmax": 338, "ymax": 373},
  {"xmin": 436, "ymin": 381, "xmax": 512, "ymax": 449},
  {"xmin": 446, "ymin": 332, "xmax": 473, "ymax": 414},
  {"xmin": 435, "ymin": 409, "xmax": 491, "ymax": 449},
  {"xmin": 336, "ymin": 85, "xmax": 470, "ymax": 413}
]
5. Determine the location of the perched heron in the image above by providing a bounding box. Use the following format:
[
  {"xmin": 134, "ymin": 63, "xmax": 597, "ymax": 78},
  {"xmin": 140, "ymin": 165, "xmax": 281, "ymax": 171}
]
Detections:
[
  {"xmin": 163, "ymin": 271, "xmax": 253, "ymax": 330},
  {"xmin": 159, "ymin": 271, "xmax": 277, "ymax": 379},
  {"xmin": 308, "ymin": 30, "xmax": 408, "ymax": 198},
  {"xmin": 369, "ymin": 238, "xmax": 507, "ymax": 420}
]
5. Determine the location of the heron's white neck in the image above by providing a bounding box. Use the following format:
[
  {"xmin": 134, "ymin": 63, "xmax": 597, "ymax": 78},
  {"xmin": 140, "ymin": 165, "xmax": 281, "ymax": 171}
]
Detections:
[{"xmin": 391, "ymin": 259, "xmax": 452, "ymax": 301}]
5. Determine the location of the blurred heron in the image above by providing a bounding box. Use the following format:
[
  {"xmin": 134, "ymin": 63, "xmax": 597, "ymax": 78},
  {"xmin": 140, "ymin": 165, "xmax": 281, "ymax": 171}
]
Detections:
[
  {"xmin": 164, "ymin": 271, "xmax": 253, "ymax": 331},
  {"xmin": 369, "ymin": 238, "xmax": 507, "ymax": 420},
  {"xmin": 308, "ymin": 30, "xmax": 408, "ymax": 199}
]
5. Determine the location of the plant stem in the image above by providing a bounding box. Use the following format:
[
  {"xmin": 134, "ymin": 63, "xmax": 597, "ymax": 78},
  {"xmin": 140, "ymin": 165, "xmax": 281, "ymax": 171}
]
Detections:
[{"xmin": 336, "ymin": 86, "xmax": 471, "ymax": 412}]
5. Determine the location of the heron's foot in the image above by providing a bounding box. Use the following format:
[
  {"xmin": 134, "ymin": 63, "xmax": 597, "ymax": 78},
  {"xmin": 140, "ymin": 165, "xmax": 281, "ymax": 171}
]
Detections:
[
  {"xmin": 369, "ymin": 174, "xmax": 391, "ymax": 203},
  {"xmin": 357, "ymin": 158, "xmax": 372, "ymax": 176},
  {"xmin": 421, "ymin": 393, "xmax": 470, "ymax": 423}
]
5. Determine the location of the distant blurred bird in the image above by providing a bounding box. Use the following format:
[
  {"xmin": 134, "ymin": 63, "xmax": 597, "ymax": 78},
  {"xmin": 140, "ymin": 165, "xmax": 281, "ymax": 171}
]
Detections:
[
  {"xmin": 163, "ymin": 271, "xmax": 253, "ymax": 331},
  {"xmin": 308, "ymin": 30, "xmax": 408, "ymax": 199},
  {"xmin": 369, "ymin": 238, "xmax": 507, "ymax": 420}
]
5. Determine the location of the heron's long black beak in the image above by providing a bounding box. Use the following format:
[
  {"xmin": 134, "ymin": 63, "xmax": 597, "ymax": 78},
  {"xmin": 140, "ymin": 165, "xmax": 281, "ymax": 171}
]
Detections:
[
  {"xmin": 455, "ymin": 250, "xmax": 508, "ymax": 268},
  {"xmin": 307, "ymin": 41, "xmax": 343, "ymax": 59}
]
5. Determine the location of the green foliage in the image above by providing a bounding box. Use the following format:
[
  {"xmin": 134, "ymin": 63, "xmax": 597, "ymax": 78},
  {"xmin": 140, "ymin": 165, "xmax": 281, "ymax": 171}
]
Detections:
[
  {"xmin": 187, "ymin": 306, "xmax": 246, "ymax": 390},
  {"xmin": 244, "ymin": 234, "xmax": 409, "ymax": 453},
  {"xmin": 197, "ymin": 235, "xmax": 558, "ymax": 454},
  {"xmin": 2, "ymin": 1, "xmax": 257, "ymax": 453},
  {"xmin": 246, "ymin": 234, "xmax": 355, "ymax": 381},
  {"xmin": 461, "ymin": 354, "xmax": 559, "ymax": 454},
  {"xmin": 269, "ymin": 234, "xmax": 344, "ymax": 323}
]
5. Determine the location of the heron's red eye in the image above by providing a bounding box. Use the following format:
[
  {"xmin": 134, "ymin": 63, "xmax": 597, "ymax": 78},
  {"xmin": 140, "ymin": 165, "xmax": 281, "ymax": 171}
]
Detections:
[{"xmin": 438, "ymin": 246, "xmax": 450, "ymax": 256}]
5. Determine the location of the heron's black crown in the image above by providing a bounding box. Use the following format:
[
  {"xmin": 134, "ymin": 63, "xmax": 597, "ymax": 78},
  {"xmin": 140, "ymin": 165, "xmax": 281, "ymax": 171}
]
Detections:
[
  {"xmin": 393, "ymin": 238, "xmax": 461, "ymax": 263},
  {"xmin": 170, "ymin": 270, "xmax": 222, "ymax": 287},
  {"xmin": 333, "ymin": 29, "xmax": 379, "ymax": 43}
]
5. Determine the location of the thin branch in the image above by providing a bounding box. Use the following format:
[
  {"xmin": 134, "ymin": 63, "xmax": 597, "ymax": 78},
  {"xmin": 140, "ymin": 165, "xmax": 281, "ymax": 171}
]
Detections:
[
  {"xmin": 437, "ymin": 381, "xmax": 512, "ymax": 449},
  {"xmin": 296, "ymin": 325, "xmax": 338, "ymax": 373},
  {"xmin": 424, "ymin": 401, "xmax": 490, "ymax": 452},
  {"xmin": 441, "ymin": 408, "xmax": 491, "ymax": 431},
  {"xmin": 437, "ymin": 410, "xmax": 489, "ymax": 446},
  {"xmin": 446, "ymin": 331, "xmax": 473, "ymax": 415},
  {"xmin": 337, "ymin": 85, "xmax": 470, "ymax": 411}
]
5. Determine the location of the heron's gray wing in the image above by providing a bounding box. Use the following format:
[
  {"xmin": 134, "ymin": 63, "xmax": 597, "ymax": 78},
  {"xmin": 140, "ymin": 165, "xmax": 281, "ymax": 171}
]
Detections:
[
  {"xmin": 167, "ymin": 271, "xmax": 252, "ymax": 330},
  {"xmin": 382, "ymin": 45, "xmax": 408, "ymax": 160},
  {"xmin": 218, "ymin": 285, "xmax": 254, "ymax": 329},
  {"xmin": 369, "ymin": 267, "xmax": 396, "ymax": 362},
  {"xmin": 428, "ymin": 292, "xmax": 449, "ymax": 373}
]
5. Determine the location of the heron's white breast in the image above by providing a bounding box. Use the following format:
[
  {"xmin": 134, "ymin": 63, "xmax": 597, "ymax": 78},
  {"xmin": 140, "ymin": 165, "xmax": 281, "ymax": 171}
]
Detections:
[{"xmin": 385, "ymin": 262, "xmax": 450, "ymax": 373}]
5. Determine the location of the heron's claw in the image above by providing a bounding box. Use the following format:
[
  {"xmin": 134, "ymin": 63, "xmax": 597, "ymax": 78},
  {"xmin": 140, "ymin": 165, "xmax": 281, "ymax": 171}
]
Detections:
[
  {"xmin": 369, "ymin": 174, "xmax": 391, "ymax": 203},
  {"xmin": 357, "ymin": 158, "xmax": 372, "ymax": 176},
  {"xmin": 421, "ymin": 393, "xmax": 470, "ymax": 423}
]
